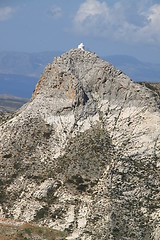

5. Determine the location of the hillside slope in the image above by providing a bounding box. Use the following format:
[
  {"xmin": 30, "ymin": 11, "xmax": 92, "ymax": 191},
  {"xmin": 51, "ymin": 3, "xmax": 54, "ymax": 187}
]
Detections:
[
  {"xmin": 0, "ymin": 49, "xmax": 159, "ymax": 240},
  {"xmin": 0, "ymin": 218, "xmax": 66, "ymax": 240},
  {"xmin": 138, "ymin": 82, "xmax": 160, "ymax": 97}
]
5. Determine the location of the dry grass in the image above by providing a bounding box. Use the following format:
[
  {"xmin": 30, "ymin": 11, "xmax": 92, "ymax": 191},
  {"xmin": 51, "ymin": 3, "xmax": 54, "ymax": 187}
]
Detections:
[{"xmin": 0, "ymin": 218, "xmax": 66, "ymax": 240}]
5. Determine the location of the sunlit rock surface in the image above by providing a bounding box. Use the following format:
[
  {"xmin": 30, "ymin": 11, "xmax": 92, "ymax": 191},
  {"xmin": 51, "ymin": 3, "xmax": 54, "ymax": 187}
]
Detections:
[{"xmin": 0, "ymin": 49, "xmax": 160, "ymax": 239}]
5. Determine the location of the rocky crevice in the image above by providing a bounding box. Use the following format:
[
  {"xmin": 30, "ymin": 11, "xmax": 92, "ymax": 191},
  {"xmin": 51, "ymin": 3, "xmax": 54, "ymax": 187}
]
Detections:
[{"xmin": 0, "ymin": 49, "xmax": 159, "ymax": 239}]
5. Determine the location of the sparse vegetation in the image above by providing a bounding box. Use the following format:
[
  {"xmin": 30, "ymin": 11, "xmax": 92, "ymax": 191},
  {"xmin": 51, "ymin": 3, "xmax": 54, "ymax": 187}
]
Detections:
[
  {"xmin": 0, "ymin": 221, "xmax": 67, "ymax": 240},
  {"xmin": 0, "ymin": 49, "xmax": 159, "ymax": 239},
  {"xmin": 138, "ymin": 82, "xmax": 160, "ymax": 97},
  {"xmin": 54, "ymin": 125, "xmax": 113, "ymax": 193}
]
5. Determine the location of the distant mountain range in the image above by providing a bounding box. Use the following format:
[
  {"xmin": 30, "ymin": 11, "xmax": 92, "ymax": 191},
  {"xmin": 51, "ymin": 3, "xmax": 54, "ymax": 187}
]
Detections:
[
  {"xmin": 0, "ymin": 51, "xmax": 159, "ymax": 98},
  {"xmin": 0, "ymin": 51, "xmax": 62, "ymax": 98},
  {"xmin": 0, "ymin": 73, "xmax": 37, "ymax": 98},
  {"xmin": 105, "ymin": 55, "xmax": 160, "ymax": 83},
  {"xmin": 0, "ymin": 94, "xmax": 28, "ymax": 112}
]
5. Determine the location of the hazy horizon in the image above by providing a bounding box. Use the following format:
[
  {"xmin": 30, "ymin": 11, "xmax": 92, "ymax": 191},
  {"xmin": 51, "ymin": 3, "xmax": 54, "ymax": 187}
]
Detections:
[{"xmin": 0, "ymin": 0, "xmax": 160, "ymax": 64}]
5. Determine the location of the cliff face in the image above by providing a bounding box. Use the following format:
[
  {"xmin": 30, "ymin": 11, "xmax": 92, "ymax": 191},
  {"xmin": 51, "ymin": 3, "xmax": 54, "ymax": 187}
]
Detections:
[{"xmin": 0, "ymin": 49, "xmax": 160, "ymax": 240}]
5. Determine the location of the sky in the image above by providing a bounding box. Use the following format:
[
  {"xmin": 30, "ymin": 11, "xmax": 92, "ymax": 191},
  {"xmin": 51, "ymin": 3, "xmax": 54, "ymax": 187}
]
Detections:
[{"xmin": 0, "ymin": 0, "xmax": 160, "ymax": 63}]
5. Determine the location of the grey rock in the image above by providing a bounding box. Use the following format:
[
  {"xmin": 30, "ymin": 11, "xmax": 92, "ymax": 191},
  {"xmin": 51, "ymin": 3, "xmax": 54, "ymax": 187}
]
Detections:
[{"xmin": 0, "ymin": 49, "xmax": 159, "ymax": 239}]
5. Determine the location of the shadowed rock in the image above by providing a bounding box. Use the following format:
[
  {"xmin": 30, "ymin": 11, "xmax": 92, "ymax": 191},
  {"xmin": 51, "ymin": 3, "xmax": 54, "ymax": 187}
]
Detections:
[{"xmin": 0, "ymin": 49, "xmax": 159, "ymax": 240}]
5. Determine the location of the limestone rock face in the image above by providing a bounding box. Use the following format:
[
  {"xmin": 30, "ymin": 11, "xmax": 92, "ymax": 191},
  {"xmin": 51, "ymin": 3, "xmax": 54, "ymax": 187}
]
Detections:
[{"xmin": 0, "ymin": 49, "xmax": 160, "ymax": 240}]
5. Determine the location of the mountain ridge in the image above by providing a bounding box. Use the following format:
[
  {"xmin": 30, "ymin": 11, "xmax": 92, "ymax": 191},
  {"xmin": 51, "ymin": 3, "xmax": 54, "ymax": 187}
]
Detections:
[
  {"xmin": 0, "ymin": 51, "xmax": 159, "ymax": 98},
  {"xmin": 0, "ymin": 49, "xmax": 159, "ymax": 239}
]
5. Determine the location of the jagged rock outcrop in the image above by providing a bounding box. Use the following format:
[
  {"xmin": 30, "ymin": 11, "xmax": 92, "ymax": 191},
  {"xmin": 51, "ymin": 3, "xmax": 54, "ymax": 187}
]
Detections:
[{"xmin": 0, "ymin": 49, "xmax": 160, "ymax": 240}]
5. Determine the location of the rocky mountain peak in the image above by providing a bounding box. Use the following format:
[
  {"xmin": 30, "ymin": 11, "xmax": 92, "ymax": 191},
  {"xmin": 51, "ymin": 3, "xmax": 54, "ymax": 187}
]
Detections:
[
  {"xmin": 32, "ymin": 48, "xmax": 158, "ymax": 107},
  {"xmin": 0, "ymin": 49, "xmax": 160, "ymax": 239}
]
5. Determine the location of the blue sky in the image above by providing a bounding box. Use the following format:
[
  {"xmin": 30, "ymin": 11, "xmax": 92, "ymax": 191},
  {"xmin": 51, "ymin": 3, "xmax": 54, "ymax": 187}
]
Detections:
[{"xmin": 0, "ymin": 0, "xmax": 160, "ymax": 63}]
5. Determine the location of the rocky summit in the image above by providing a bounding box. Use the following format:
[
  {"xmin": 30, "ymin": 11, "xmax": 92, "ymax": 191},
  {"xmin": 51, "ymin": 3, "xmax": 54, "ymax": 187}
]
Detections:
[{"xmin": 0, "ymin": 49, "xmax": 160, "ymax": 240}]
